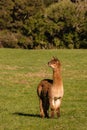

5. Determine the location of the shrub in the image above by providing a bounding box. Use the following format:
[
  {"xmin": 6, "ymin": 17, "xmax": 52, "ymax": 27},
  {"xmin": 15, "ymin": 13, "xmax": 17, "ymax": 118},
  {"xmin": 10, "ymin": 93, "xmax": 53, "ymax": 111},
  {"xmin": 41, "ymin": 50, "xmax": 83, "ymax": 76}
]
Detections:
[{"xmin": 0, "ymin": 30, "xmax": 18, "ymax": 48}]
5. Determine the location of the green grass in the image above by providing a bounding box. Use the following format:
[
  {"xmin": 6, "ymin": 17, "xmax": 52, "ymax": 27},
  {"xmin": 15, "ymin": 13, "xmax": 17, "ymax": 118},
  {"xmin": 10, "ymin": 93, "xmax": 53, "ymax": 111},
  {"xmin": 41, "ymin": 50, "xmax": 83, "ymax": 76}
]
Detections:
[{"xmin": 0, "ymin": 49, "xmax": 87, "ymax": 130}]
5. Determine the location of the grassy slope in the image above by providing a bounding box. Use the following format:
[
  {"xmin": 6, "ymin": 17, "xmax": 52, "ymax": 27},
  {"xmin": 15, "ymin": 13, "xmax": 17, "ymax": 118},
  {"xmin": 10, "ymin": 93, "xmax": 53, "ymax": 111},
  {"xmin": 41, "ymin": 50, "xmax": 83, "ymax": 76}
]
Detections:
[{"xmin": 0, "ymin": 49, "xmax": 87, "ymax": 130}]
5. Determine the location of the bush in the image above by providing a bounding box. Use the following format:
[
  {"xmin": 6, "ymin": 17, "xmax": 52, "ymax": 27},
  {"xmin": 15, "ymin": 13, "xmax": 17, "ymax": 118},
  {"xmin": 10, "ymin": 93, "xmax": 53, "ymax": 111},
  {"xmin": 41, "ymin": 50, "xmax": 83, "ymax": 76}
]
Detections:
[
  {"xmin": 0, "ymin": 30, "xmax": 33, "ymax": 49},
  {"xmin": 0, "ymin": 0, "xmax": 87, "ymax": 49},
  {"xmin": 0, "ymin": 30, "xmax": 18, "ymax": 48}
]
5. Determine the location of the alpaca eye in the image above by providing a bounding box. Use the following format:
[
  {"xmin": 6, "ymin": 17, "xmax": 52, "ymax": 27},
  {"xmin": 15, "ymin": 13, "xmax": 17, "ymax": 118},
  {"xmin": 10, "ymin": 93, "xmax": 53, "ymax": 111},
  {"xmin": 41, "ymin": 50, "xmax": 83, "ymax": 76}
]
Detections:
[{"xmin": 53, "ymin": 62, "xmax": 56, "ymax": 64}]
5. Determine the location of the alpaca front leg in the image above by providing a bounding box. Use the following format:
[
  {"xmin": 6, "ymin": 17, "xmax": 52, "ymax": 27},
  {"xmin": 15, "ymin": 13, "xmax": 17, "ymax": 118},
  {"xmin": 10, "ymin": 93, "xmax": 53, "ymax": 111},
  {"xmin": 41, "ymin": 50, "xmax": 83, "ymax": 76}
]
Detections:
[
  {"xmin": 49, "ymin": 98, "xmax": 55, "ymax": 118},
  {"xmin": 39, "ymin": 99, "xmax": 45, "ymax": 118},
  {"xmin": 56, "ymin": 107, "xmax": 60, "ymax": 117},
  {"xmin": 50, "ymin": 109, "xmax": 55, "ymax": 118}
]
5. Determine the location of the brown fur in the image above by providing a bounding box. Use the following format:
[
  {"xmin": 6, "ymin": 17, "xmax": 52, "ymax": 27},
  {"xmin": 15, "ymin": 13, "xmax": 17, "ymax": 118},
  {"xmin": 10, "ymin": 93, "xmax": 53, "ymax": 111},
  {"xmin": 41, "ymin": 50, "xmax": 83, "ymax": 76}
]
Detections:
[{"xmin": 37, "ymin": 57, "xmax": 64, "ymax": 118}]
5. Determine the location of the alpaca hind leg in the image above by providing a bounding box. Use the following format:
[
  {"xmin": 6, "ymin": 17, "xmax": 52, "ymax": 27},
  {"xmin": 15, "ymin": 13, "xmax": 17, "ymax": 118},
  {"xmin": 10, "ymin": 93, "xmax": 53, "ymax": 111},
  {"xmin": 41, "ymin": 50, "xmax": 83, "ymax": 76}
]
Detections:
[
  {"xmin": 44, "ymin": 109, "xmax": 49, "ymax": 118},
  {"xmin": 44, "ymin": 100, "xmax": 49, "ymax": 118},
  {"xmin": 40, "ymin": 99, "xmax": 45, "ymax": 118}
]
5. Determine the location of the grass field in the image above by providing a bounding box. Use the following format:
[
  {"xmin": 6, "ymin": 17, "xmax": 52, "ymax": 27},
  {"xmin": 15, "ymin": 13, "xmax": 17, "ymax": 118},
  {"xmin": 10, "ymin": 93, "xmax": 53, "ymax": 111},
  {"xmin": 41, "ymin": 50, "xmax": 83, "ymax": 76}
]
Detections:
[{"xmin": 0, "ymin": 49, "xmax": 87, "ymax": 130}]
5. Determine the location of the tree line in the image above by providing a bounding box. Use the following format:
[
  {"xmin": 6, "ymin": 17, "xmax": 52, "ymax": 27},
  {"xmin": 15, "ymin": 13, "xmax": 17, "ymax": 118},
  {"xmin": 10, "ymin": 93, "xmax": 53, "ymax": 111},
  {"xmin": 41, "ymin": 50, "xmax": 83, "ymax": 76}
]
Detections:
[{"xmin": 0, "ymin": 0, "xmax": 87, "ymax": 49}]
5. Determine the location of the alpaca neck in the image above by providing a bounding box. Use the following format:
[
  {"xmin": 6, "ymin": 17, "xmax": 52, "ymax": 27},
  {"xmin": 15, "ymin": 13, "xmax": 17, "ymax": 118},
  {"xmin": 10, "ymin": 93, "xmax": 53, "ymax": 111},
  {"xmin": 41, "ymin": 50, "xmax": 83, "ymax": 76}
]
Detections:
[{"xmin": 53, "ymin": 68, "xmax": 62, "ymax": 87}]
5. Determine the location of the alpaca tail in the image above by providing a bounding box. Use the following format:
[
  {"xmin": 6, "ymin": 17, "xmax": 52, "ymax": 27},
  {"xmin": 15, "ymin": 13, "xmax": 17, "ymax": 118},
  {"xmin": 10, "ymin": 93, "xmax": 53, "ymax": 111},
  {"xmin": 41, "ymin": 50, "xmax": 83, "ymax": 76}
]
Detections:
[{"xmin": 37, "ymin": 85, "xmax": 42, "ymax": 97}]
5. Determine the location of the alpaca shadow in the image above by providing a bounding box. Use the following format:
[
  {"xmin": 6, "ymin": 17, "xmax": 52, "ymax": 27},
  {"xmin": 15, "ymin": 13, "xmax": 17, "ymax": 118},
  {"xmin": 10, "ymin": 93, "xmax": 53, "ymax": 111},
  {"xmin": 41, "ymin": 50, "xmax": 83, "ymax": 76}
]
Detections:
[{"xmin": 13, "ymin": 112, "xmax": 40, "ymax": 118}]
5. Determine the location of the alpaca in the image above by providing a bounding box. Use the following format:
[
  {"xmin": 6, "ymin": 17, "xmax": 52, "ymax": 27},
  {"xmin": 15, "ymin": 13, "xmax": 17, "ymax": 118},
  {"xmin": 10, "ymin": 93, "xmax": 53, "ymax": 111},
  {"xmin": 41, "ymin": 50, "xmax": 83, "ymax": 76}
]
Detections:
[{"xmin": 37, "ymin": 57, "xmax": 64, "ymax": 118}]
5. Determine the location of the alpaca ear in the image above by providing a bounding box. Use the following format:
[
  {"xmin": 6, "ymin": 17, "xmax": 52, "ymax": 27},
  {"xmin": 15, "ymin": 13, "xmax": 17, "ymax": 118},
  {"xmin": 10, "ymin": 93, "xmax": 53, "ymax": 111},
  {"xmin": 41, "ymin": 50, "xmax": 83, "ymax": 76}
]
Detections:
[
  {"xmin": 52, "ymin": 56, "xmax": 56, "ymax": 60},
  {"xmin": 52, "ymin": 57, "xmax": 59, "ymax": 62},
  {"xmin": 57, "ymin": 59, "xmax": 61, "ymax": 65},
  {"xmin": 52, "ymin": 56, "xmax": 59, "ymax": 60}
]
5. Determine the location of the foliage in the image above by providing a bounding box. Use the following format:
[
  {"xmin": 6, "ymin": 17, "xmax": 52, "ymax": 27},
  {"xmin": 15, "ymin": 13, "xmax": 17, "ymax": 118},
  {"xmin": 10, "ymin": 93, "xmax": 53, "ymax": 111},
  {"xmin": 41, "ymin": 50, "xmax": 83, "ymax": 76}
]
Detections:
[
  {"xmin": 0, "ymin": 30, "xmax": 18, "ymax": 48},
  {"xmin": 0, "ymin": 0, "xmax": 87, "ymax": 49}
]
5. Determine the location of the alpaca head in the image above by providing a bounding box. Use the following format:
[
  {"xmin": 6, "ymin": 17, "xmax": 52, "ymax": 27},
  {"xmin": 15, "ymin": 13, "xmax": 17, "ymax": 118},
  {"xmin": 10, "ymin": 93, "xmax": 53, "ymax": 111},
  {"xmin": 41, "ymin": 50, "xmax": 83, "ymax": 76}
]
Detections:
[{"xmin": 48, "ymin": 57, "xmax": 61, "ymax": 69}]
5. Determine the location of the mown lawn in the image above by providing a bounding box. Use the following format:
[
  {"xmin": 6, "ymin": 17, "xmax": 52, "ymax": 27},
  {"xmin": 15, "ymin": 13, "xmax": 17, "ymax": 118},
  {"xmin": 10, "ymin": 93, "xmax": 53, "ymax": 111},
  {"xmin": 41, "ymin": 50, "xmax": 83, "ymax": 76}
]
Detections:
[{"xmin": 0, "ymin": 49, "xmax": 87, "ymax": 130}]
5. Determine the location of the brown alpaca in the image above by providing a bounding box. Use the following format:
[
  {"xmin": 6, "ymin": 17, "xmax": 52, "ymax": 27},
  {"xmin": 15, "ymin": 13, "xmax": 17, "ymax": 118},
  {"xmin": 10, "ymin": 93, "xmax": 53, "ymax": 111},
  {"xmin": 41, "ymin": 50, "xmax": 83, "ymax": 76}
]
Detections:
[{"xmin": 37, "ymin": 57, "xmax": 64, "ymax": 118}]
